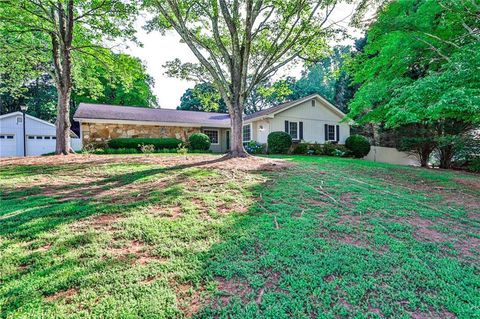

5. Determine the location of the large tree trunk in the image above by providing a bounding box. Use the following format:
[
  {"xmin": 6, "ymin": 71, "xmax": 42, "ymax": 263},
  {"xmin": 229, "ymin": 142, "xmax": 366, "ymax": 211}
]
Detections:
[
  {"xmin": 56, "ymin": 89, "xmax": 71, "ymax": 155},
  {"xmin": 439, "ymin": 146, "xmax": 454, "ymax": 169},
  {"xmin": 229, "ymin": 107, "xmax": 248, "ymax": 157}
]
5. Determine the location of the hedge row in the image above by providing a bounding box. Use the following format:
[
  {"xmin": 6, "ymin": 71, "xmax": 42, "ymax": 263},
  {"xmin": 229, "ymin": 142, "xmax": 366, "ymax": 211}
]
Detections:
[{"xmin": 108, "ymin": 138, "xmax": 182, "ymax": 150}]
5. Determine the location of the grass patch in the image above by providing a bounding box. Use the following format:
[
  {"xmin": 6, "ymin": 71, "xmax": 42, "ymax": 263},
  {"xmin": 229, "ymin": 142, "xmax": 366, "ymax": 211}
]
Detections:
[{"xmin": 0, "ymin": 155, "xmax": 478, "ymax": 318}]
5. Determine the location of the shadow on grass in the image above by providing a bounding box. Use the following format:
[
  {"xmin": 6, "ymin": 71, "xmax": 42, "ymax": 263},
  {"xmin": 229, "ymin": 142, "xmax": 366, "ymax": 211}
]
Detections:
[
  {"xmin": 0, "ymin": 156, "xmax": 234, "ymax": 241},
  {"xmin": 191, "ymin": 158, "xmax": 480, "ymax": 319}
]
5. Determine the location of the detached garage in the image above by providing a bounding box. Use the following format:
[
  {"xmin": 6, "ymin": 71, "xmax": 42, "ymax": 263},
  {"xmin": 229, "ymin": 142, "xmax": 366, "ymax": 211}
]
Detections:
[{"xmin": 0, "ymin": 112, "xmax": 82, "ymax": 157}]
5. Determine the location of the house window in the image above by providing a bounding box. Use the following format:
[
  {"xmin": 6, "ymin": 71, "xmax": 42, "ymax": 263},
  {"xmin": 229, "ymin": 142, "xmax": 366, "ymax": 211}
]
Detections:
[
  {"xmin": 0, "ymin": 135, "xmax": 14, "ymax": 139},
  {"xmin": 44, "ymin": 136, "xmax": 51, "ymax": 140},
  {"xmin": 203, "ymin": 129, "xmax": 219, "ymax": 145},
  {"xmin": 242, "ymin": 124, "xmax": 251, "ymax": 142},
  {"xmin": 36, "ymin": 136, "xmax": 43, "ymax": 139},
  {"xmin": 28, "ymin": 136, "xmax": 35, "ymax": 139},
  {"xmin": 311, "ymin": 100, "xmax": 316, "ymax": 107},
  {"xmin": 16, "ymin": 116, "xmax": 23, "ymax": 124},
  {"xmin": 327, "ymin": 125, "xmax": 336, "ymax": 141},
  {"xmin": 289, "ymin": 121, "xmax": 299, "ymax": 140}
]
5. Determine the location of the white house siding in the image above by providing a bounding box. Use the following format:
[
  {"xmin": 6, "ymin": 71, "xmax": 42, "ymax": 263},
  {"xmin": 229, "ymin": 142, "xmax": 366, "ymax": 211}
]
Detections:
[
  {"xmin": 265, "ymin": 99, "xmax": 350, "ymax": 144},
  {"xmin": 0, "ymin": 112, "xmax": 81, "ymax": 157}
]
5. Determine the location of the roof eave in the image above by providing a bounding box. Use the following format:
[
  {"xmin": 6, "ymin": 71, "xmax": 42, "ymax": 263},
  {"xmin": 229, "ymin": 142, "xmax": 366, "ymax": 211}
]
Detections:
[{"xmin": 74, "ymin": 117, "xmax": 230, "ymax": 128}]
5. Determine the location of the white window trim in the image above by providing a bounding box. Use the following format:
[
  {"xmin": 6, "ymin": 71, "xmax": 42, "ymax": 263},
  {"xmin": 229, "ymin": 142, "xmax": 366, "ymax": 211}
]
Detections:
[
  {"xmin": 242, "ymin": 123, "xmax": 252, "ymax": 143},
  {"xmin": 203, "ymin": 129, "xmax": 220, "ymax": 145},
  {"xmin": 288, "ymin": 121, "xmax": 299, "ymax": 140},
  {"xmin": 326, "ymin": 124, "xmax": 337, "ymax": 142}
]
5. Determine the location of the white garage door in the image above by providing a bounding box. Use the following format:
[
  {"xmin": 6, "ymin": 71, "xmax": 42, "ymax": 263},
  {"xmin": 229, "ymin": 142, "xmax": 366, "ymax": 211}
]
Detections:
[
  {"xmin": 0, "ymin": 134, "xmax": 17, "ymax": 157},
  {"xmin": 26, "ymin": 135, "xmax": 57, "ymax": 156}
]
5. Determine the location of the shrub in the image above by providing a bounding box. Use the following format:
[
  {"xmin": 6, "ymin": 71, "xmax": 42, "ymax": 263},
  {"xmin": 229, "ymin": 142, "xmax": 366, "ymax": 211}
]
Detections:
[
  {"xmin": 321, "ymin": 142, "xmax": 336, "ymax": 156},
  {"xmin": 468, "ymin": 158, "xmax": 480, "ymax": 173},
  {"xmin": 292, "ymin": 143, "xmax": 309, "ymax": 155},
  {"xmin": 267, "ymin": 131, "xmax": 292, "ymax": 154},
  {"xmin": 345, "ymin": 135, "xmax": 371, "ymax": 158},
  {"xmin": 108, "ymin": 138, "xmax": 182, "ymax": 150},
  {"xmin": 188, "ymin": 133, "xmax": 211, "ymax": 151},
  {"xmin": 245, "ymin": 140, "xmax": 266, "ymax": 154}
]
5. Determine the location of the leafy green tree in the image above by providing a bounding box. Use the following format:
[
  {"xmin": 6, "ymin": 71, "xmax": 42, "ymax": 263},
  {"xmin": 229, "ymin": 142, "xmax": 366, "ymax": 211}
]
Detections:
[
  {"xmin": 73, "ymin": 54, "xmax": 158, "ymax": 108},
  {"xmin": 177, "ymin": 83, "xmax": 227, "ymax": 113},
  {"xmin": 0, "ymin": 0, "xmax": 138, "ymax": 154},
  {"xmin": 144, "ymin": 0, "xmax": 339, "ymax": 157},
  {"xmin": 347, "ymin": 0, "xmax": 480, "ymax": 168}
]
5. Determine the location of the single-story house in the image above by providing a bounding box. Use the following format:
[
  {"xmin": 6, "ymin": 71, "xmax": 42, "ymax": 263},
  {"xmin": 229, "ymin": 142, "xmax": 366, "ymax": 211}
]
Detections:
[
  {"xmin": 0, "ymin": 112, "xmax": 82, "ymax": 157},
  {"xmin": 73, "ymin": 94, "xmax": 350, "ymax": 152}
]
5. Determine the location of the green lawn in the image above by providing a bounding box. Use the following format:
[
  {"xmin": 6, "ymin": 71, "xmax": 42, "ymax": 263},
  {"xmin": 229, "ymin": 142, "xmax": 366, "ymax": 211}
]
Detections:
[{"xmin": 0, "ymin": 155, "xmax": 479, "ymax": 318}]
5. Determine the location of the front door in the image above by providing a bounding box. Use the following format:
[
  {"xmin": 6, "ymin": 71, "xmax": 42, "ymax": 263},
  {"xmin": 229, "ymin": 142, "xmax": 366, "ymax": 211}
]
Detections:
[{"xmin": 226, "ymin": 130, "xmax": 230, "ymax": 150}]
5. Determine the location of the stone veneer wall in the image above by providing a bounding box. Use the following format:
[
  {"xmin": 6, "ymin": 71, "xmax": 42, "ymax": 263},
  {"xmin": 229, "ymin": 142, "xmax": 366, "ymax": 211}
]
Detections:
[{"xmin": 81, "ymin": 122, "xmax": 200, "ymax": 146}]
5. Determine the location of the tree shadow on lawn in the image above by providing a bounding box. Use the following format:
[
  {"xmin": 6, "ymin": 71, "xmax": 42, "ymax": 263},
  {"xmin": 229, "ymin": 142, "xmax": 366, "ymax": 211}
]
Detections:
[
  {"xmin": 1, "ymin": 156, "xmax": 478, "ymax": 318},
  {"xmin": 0, "ymin": 156, "xmax": 235, "ymax": 240},
  {"xmin": 0, "ymin": 155, "xmax": 279, "ymax": 317},
  {"xmin": 191, "ymin": 160, "xmax": 480, "ymax": 319}
]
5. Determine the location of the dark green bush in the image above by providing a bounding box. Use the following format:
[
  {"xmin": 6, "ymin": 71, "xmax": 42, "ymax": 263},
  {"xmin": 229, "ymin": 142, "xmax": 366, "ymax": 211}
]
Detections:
[
  {"xmin": 292, "ymin": 143, "xmax": 309, "ymax": 155},
  {"xmin": 345, "ymin": 135, "xmax": 371, "ymax": 158},
  {"xmin": 108, "ymin": 138, "xmax": 182, "ymax": 150},
  {"xmin": 267, "ymin": 131, "xmax": 292, "ymax": 154},
  {"xmin": 468, "ymin": 158, "xmax": 480, "ymax": 173},
  {"xmin": 321, "ymin": 142, "xmax": 336, "ymax": 156},
  {"xmin": 188, "ymin": 133, "xmax": 211, "ymax": 151}
]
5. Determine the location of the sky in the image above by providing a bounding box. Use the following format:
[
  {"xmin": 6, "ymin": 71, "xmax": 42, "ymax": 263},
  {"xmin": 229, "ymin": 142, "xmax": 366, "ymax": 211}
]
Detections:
[{"xmin": 126, "ymin": 3, "xmax": 362, "ymax": 109}]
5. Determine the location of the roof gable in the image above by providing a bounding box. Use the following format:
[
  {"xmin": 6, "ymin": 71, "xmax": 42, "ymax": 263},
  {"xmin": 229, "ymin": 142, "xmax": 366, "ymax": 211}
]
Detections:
[
  {"xmin": 0, "ymin": 111, "xmax": 56, "ymax": 128},
  {"xmin": 245, "ymin": 94, "xmax": 345, "ymax": 122}
]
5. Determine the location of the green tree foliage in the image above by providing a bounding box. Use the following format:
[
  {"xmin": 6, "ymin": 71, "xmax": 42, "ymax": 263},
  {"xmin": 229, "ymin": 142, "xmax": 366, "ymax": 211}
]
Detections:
[
  {"xmin": 177, "ymin": 83, "xmax": 227, "ymax": 113},
  {"xmin": 346, "ymin": 0, "xmax": 480, "ymax": 168},
  {"xmin": 144, "ymin": 0, "xmax": 339, "ymax": 156},
  {"xmin": 0, "ymin": 0, "xmax": 139, "ymax": 154},
  {"xmin": 1, "ymin": 54, "xmax": 157, "ymax": 124}
]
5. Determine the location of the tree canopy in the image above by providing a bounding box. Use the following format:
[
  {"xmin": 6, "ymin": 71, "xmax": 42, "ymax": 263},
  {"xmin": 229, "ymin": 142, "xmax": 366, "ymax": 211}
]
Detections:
[
  {"xmin": 347, "ymin": 0, "xmax": 480, "ymax": 127},
  {"xmin": 144, "ymin": 0, "xmax": 345, "ymax": 156},
  {"xmin": 346, "ymin": 0, "xmax": 480, "ymax": 168},
  {"xmin": 0, "ymin": 0, "xmax": 139, "ymax": 153}
]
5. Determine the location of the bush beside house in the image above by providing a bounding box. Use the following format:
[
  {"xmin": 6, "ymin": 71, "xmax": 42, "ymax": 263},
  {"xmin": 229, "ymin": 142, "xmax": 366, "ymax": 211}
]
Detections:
[
  {"xmin": 108, "ymin": 137, "xmax": 182, "ymax": 150},
  {"xmin": 188, "ymin": 133, "xmax": 211, "ymax": 151},
  {"xmin": 345, "ymin": 135, "xmax": 371, "ymax": 158},
  {"xmin": 267, "ymin": 131, "xmax": 293, "ymax": 154}
]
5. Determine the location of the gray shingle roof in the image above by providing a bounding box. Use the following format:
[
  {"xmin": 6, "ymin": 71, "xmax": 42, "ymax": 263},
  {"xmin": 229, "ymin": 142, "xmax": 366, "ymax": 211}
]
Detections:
[
  {"xmin": 74, "ymin": 103, "xmax": 231, "ymax": 127},
  {"xmin": 74, "ymin": 94, "xmax": 343, "ymax": 127}
]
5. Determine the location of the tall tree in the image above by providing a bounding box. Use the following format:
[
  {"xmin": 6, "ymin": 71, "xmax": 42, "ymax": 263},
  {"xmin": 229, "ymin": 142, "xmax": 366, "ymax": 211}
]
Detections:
[
  {"xmin": 145, "ymin": 0, "xmax": 342, "ymax": 156},
  {"xmin": 177, "ymin": 83, "xmax": 227, "ymax": 113},
  {"xmin": 346, "ymin": 0, "xmax": 480, "ymax": 168},
  {"xmin": 0, "ymin": 1, "xmax": 138, "ymax": 154}
]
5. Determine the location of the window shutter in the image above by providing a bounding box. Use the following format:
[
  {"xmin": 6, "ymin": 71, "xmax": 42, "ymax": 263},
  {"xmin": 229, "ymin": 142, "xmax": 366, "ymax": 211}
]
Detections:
[
  {"xmin": 285, "ymin": 120, "xmax": 289, "ymax": 133},
  {"xmin": 324, "ymin": 124, "xmax": 328, "ymax": 142},
  {"xmin": 336, "ymin": 125, "xmax": 340, "ymax": 142},
  {"xmin": 299, "ymin": 122, "xmax": 303, "ymax": 140}
]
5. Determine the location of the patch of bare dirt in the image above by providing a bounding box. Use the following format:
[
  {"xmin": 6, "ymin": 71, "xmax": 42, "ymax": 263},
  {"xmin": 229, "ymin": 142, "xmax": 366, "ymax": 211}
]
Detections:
[
  {"xmin": 71, "ymin": 214, "xmax": 122, "ymax": 231},
  {"xmin": 454, "ymin": 178, "xmax": 480, "ymax": 190},
  {"xmin": 339, "ymin": 192, "xmax": 357, "ymax": 208},
  {"xmin": 409, "ymin": 308, "xmax": 456, "ymax": 319},
  {"xmin": 337, "ymin": 214, "xmax": 362, "ymax": 226},
  {"xmin": 175, "ymin": 283, "xmax": 207, "ymax": 318},
  {"xmin": 216, "ymin": 276, "xmax": 252, "ymax": 305},
  {"xmin": 44, "ymin": 288, "xmax": 78, "ymax": 302},
  {"xmin": 107, "ymin": 240, "xmax": 166, "ymax": 265}
]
